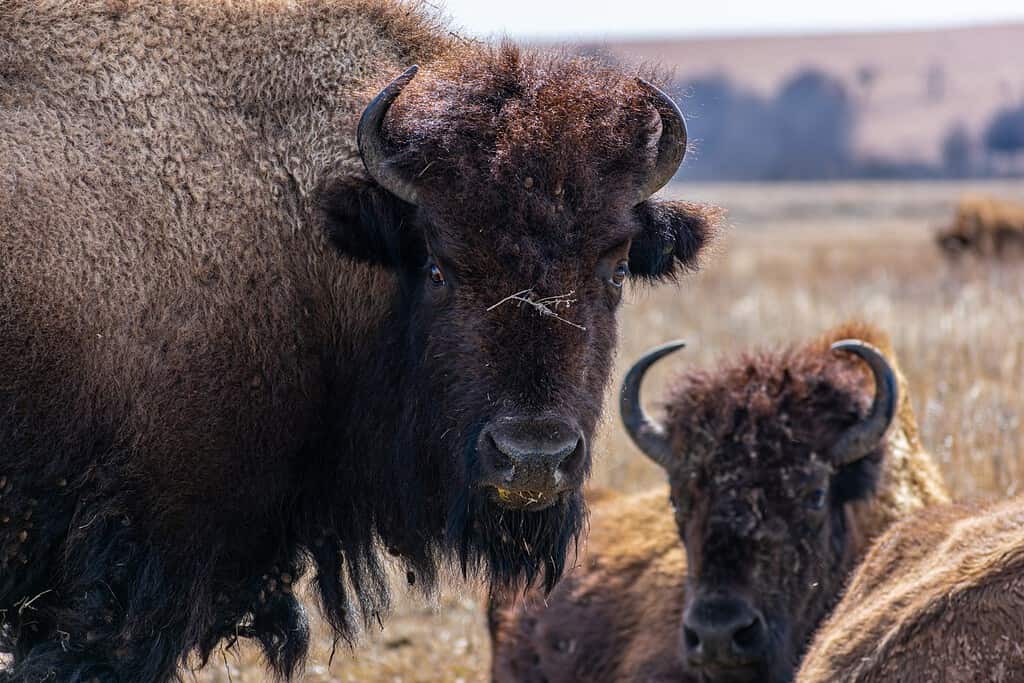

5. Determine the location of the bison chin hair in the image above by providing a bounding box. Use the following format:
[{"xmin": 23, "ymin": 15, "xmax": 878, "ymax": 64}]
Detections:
[
  {"xmin": 446, "ymin": 483, "xmax": 585, "ymax": 597},
  {"xmin": 443, "ymin": 421, "xmax": 585, "ymax": 596},
  {"xmin": 376, "ymin": 414, "xmax": 586, "ymax": 604}
]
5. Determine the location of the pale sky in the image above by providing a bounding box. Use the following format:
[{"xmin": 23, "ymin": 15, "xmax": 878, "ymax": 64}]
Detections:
[{"xmin": 435, "ymin": 0, "xmax": 1024, "ymax": 39}]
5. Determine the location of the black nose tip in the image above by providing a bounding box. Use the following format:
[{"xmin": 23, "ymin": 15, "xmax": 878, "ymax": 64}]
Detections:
[
  {"xmin": 683, "ymin": 596, "xmax": 768, "ymax": 668},
  {"xmin": 479, "ymin": 417, "xmax": 585, "ymax": 488}
]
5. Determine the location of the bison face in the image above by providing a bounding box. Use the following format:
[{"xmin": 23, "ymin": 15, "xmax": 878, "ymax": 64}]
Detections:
[
  {"xmin": 322, "ymin": 51, "xmax": 717, "ymax": 590},
  {"xmin": 621, "ymin": 340, "xmax": 895, "ymax": 683},
  {"xmin": 936, "ymin": 231, "xmax": 970, "ymax": 259}
]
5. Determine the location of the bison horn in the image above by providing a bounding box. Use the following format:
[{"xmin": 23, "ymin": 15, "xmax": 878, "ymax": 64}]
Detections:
[
  {"xmin": 620, "ymin": 340, "xmax": 685, "ymax": 469},
  {"xmin": 829, "ymin": 340, "xmax": 899, "ymax": 467},
  {"xmin": 634, "ymin": 79, "xmax": 688, "ymax": 204},
  {"xmin": 357, "ymin": 65, "xmax": 421, "ymax": 206}
]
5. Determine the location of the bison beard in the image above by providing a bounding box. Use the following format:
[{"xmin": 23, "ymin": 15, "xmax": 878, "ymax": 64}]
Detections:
[{"xmin": 379, "ymin": 302, "xmax": 590, "ymax": 599}]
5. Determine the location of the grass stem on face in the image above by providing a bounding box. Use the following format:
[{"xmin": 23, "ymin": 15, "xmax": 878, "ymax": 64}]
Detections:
[{"xmin": 487, "ymin": 289, "xmax": 586, "ymax": 331}]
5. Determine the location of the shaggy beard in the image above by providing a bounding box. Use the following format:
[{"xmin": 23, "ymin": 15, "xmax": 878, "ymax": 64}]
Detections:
[
  {"xmin": 380, "ymin": 413, "xmax": 587, "ymax": 601},
  {"xmin": 446, "ymin": 486, "xmax": 586, "ymax": 596}
]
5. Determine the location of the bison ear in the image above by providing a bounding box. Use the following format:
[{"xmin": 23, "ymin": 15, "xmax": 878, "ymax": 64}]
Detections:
[
  {"xmin": 319, "ymin": 179, "xmax": 424, "ymax": 268},
  {"xmin": 628, "ymin": 200, "xmax": 722, "ymax": 281},
  {"xmin": 832, "ymin": 453, "xmax": 883, "ymax": 506}
]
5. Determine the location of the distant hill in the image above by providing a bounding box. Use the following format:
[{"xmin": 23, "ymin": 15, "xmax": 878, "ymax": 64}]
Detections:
[{"xmin": 576, "ymin": 23, "xmax": 1024, "ymax": 174}]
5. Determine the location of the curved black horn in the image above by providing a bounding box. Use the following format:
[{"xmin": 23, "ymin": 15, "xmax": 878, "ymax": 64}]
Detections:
[
  {"xmin": 829, "ymin": 340, "xmax": 899, "ymax": 467},
  {"xmin": 620, "ymin": 340, "xmax": 686, "ymax": 468},
  {"xmin": 634, "ymin": 79, "xmax": 688, "ymax": 204},
  {"xmin": 357, "ymin": 65, "xmax": 421, "ymax": 206}
]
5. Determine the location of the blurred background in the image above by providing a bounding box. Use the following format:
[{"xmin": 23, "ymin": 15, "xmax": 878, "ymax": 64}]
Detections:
[
  {"xmin": 441, "ymin": 0, "xmax": 1024, "ymax": 182},
  {"xmin": 203, "ymin": 2, "xmax": 1024, "ymax": 680}
]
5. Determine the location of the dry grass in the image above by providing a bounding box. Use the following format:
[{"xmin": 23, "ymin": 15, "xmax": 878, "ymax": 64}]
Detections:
[{"xmin": 193, "ymin": 180, "xmax": 1024, "ymax": 682}]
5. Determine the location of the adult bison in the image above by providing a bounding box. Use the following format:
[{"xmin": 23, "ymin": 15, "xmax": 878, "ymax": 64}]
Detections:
[
  {"xmin": 0, "ymin": 1, "xmax": 719, "ymax": 680},
  {"xmin": 489, "ymin": 323, "xmax": 950, "ymax": 683},
  {"xmin": 798, "ymin": 496, "xmax": 1024, "ymax": 682},
  {"xmin": 935, "ymin": 195, "xmax": 1024, "ymax": 260}
]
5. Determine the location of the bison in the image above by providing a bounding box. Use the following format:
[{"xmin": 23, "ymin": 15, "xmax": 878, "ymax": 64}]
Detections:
[
  {"xmin": 0, "ymin": 1, "xmax": 720, "ymax": 680},
  {"xmin": 489, "ymin": 323, "xmax": 950, "ymax": 683},
  {"xmin": 797, "ymin": 496, "xmax": 1024, "ymax": 682},
  {"xmin": 935, "ymin": 195, "xmax": 1024, "ymax": 260}
]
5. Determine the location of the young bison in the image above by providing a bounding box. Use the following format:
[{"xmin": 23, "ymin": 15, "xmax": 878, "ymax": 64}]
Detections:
[
  {"xmin": 489, "ymin": 323, "xmax": 949, "ymax": 683},
  {"xmin": 797, "ymin": 496, "xmax": 1024, "ymax": 683},
  {"xmin": 0, "ymin": 1, "xmax": 719, "ymax": 680}
]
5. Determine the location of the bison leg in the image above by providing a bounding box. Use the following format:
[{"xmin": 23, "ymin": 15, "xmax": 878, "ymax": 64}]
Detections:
[
  {"xmin": 2, "ymin": 547, "xmax": 313, "ymax": 682},
  {"xmin": 0, "ymin": 472, "xmax": 316, "ymax": 682},
  {"xmin": 200, "ymin": 564, "xmax": 312, "ymax": 679},
  {"xmin": 0, "ymin": 514, "xmax": 190, "ymax": 682}
]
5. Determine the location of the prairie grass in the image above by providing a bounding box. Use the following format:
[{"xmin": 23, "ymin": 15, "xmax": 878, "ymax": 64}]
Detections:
[{"xmin": 194, "ymin": 180, "xmax": 1024, "ymax": 682}]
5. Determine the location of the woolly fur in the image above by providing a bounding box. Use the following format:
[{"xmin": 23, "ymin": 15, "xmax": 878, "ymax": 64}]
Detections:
[{"xmin": 0, "ymin": 1, "xmax": 720, "ymax": 680}]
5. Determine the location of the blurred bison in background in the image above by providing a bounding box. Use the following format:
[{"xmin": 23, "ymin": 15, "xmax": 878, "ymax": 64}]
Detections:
[
  {"xmin": 0, "ymin": 1, "xmax": 719, "ymax": 680},
  {"xmin": 935, "ymin": 195, "xmax": 1024, "ymax": 259},
  {"xmin": 489, "ymin": 323, "xmax": 949, "ymax": 683},
  {"xmin": 798, "ymin": 496, "xmax": 1024, "ymax": 683}
]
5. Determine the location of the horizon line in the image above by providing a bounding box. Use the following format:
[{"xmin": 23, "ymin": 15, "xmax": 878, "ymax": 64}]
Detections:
[{"xmin": 461, "ymin": 17, "xmax": 1024, "ymax": 46}]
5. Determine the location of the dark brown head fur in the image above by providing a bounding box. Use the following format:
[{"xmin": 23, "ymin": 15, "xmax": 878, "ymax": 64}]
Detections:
[
  {"xmin": 663, "ymin": 326, "xmax": 891, "ymax": 682},
  {"xmin": 321, "ymin": 43, "xmax": 720, "ymax": 591}
]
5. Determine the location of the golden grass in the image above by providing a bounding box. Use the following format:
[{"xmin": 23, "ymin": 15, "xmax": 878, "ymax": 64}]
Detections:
[{"xmin": 193, "ymin": 180, "xmax": 1024, "ymax": 682}]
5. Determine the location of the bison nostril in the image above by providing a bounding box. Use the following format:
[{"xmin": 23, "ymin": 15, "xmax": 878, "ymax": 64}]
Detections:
[
  {"xmin": 555, "ymin": 436, "xmax": 584, "ymax": 473},
  {"xmin": 683, "ymin": 597, "xmax": 767, "ymax": 666},
  {"xmin": 683, "ymin": 626, "xmax": 700, "ymax": 651},
  {"xmin": 732, "ymin": 618, "xmax": 763, "ymax": 651},
  {"xmin": 486, "ymin": 433, "xmax": 514, "ymax": 473}
]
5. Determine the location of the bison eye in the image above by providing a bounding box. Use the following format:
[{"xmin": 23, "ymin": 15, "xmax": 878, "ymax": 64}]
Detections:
[
  {"xmin": 610, "ymin": 261, "xmax": 629, "ymax": 288},
  {"xmin": 427, "ymin": 262, "xmax": 446, "ymax": 287},
  {"xmin": 805, "ymin": 488, "xmax": 827, "ymax": 511}
]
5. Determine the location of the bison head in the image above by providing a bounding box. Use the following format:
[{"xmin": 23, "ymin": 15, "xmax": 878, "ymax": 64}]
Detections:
[
  {"xmin": 321, "ymin": 47, "xmax": 717, "ymax": 592},
  {"xmin": 621, "ymin": 338, "xmax": 896, "ymax": 683}
]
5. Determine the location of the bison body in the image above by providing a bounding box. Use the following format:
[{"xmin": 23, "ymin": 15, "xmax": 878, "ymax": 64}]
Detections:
[
  {"xmin": 489, "ymin": 323, "xmax": 949, "ymax": 683},
  {"xmin": 0, "ymin": 1, "xmax": 717, "ymax": 680},
  {"xmin": 797, "ymin": 496, "xmax": 1024, "ymax": 683},
  {"xmin": 935, "ymin": 195, "xmax": 1024, "ymax": 260}
]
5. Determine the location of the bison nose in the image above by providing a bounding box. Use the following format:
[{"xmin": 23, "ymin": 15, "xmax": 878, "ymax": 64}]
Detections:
[
  {"xmin": 479, "ymin": 418, "xmax": 585, "ymax": 494},
  {"xmin": 683, "ymin": 596, "xmax": 768, "ymax": 671}
]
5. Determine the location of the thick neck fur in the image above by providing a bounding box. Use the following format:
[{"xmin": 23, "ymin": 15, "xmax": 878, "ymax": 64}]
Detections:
[{"xmin": 293, "ymin": 273, "xmax": 586, "ymax": 639}]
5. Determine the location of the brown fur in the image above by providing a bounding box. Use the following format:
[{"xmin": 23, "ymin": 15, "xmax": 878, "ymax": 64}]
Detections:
[
  {"xmin": 935, "ymin": 195, "xmax": 1024, "ymax": 259},
  {"xmin": 489, "ymin": 323, "xmax": 950, "ymax": 682},
  {"xmin": 0, "ymin": 2, "xmax": 720, "ymax": 680},
  {"xmin": 798, "ymin": 496, "xmax": 1024, "ymax": 683}
]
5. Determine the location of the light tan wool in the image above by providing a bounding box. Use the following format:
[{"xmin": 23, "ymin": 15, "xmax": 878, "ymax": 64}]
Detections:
[{"xmin": 797, "ymin": 495, "xmax": 1024, "ymax": 683}]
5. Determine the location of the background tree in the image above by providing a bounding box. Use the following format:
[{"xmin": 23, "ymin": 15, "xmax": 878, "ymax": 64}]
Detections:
[
  {"xmin": 941, "ymin": 122, "xmax": 973, "ymax": 177},
  {"xmin": 772, "ymin": 69, "xmax": 855, "ymax": 179},
  {"xmin": 983, "ymin": 102, "xmax": 1024, "ymax": 174}
]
